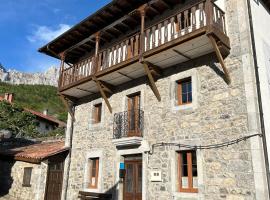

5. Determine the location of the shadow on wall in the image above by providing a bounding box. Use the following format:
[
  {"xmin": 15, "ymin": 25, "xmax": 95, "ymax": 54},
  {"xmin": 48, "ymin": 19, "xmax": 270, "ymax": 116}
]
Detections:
[
  {"xmin": 0, "ymin": 138, "xmax": 37, "ymax": 197},
  {"xmin": 0, "ymin": 160, "xmax": 15, "ymax": 197}
]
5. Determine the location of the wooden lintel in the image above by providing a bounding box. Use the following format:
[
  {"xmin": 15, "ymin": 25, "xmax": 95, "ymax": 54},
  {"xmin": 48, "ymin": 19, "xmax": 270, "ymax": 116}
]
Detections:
[
  {"xmin": 59, "ymin": 94, "xmax": 75, "ymax": 121},
  {"xmin": 142, "ymin": 62, "xmax": 161, "ymax": 101},
  {"xmin": 93, "ymin": 77, "xmax": 112, "ymax": 113},
  {"xmin": 173, "ymin": 49, "xmax": 191, "ymax": 60},
  {"xmin": 143, "ymin": 61, "xmax": 162, "ymax": 77},
  {"xmin": 208, "ymin": 35, "xmax": 231, "ymax": 84}
]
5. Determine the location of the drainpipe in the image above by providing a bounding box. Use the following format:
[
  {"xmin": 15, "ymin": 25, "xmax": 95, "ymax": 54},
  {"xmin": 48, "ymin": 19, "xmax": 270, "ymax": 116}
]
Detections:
[
  {"xmin": 61, "ymin": 107, "xmax": 75, "ymax": 200},
  {"xmin": 247, "ymin": 0, "xmax": 270, "ymax": 197}
]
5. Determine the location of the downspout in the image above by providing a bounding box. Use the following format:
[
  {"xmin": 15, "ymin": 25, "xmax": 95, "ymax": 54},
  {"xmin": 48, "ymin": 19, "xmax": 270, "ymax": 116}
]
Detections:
[
  {"xmin": 247, "ymin": 0, "xmax": 270, "ymax": 197},
  {"xmin": 62, "ymin": 106, "xmax": 75, "ymax": 200}
]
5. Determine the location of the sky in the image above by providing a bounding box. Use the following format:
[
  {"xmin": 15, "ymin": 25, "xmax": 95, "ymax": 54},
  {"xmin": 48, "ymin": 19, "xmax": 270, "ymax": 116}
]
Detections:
[{"xmin": 0, "ymin": 0, "xmax": 111, "ymax": 73}]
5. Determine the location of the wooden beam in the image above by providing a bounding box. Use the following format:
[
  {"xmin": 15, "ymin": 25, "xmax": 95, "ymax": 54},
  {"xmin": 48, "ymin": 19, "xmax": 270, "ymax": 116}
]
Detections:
[
  {"xmin": 142, "ymin": 62, "xmax": 161, "ymax": 101},
  {"xmin": 143, "ymin": 61, "xmax": 162, "ymax": 77},
  {"xmin": 173, "ymin": 49, "xmax": 191, "ymax": 60},
  {"xmin": 118, "ymin": 72, "xmax": 134, "ymax": 80},
  {"xmin": 208, "ymin": 35, "xmax": 231, "ymax": 84},
  {"xmin": 99, "ymin": 80, "xmax": 114, "ymax": 94},
  {"xmin": 76, "ymin": 87, "xmax": 94, "ymax": 94},
  {"xmin": 59, "ymin": 94, "xmax": 75, "ymax": 121},
  {"xmin": 93, "ymin": 76, "xmax": 112, "ymax": 113}
]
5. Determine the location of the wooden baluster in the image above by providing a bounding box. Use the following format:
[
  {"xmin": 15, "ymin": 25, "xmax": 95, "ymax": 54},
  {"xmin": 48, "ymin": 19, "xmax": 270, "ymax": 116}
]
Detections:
[
  {"xmin": 90, "ymin": 57, "xmax": 94, "ymax": 75},
  {"xmin": 106, "ymin": 49, "xmax": 110, "ymax": 68},
  {"xmin": 125, "ymin": 40, "xmax": 129, "ymax": 60},
  {"xmin": 116, "ymin": 45, "xmax": 120, "ymax": 64},
  {"xmin": 184, "ymin": 10, "xmax": 189, "ymax": 34},
  {"xmin": 158, "ymin": 23, "xmax": 162, "ymax": 46},
  {"xmin": 222, "ymin": 14, "xmax": 226, "ymax": 34},
  {"xmin": 146, "ymin": 29, "xmax": 151, "ymax": 51},
  {"xmin": 191, "ymin": 6, "xmax": 197, "ymax": 31},
  {"xmin": 102, "ymin": 51, "xmax": 106, "ymax": 70},
  {"xmin": 120, "ymin": 42, "xmax": 124, "ymax": 62},
  {"xmin": 130, "ymin": 37, "xmax": 134, "ymax": 57},
  {"xmin": 164, "ymin": 20, "xmax": 168, "ymax": 43},
  {"xmin": 111, "ymin": 47, "xmax": 115, "ymax": 66},
  {"xmin": 170, "ymin": 17, "xmax": 175, "ymax": 40},
  {"xmin": 206, "ymin": 0, "xmax": 214, "ymax": 30},
  {"xmin": 176, "ymin": 13, "xmax": 182, "ymax": 37},
  {"xmin": 135, "ymin": 35, "xmax": 140, "ymax": 56},
  {"xmin": 199, "ymin": 3, "xmax": 205, "ymax": 28},
  {"xmin": 152, "ymin": 26, "xmax": 156, "ymax": 49}
]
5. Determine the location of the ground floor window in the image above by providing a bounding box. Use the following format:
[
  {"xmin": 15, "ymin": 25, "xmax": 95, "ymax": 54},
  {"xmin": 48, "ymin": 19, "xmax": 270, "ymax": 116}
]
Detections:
[
  {"xmin": 88, "ymin": 158, "xmax": 99, "ymax": 188},
  {"xmin": 178, "ymin": 151, "xmax": 198, "ymax": 193},
  {"xmin": 22, "ymin": 167, "xmax": 32, "ymax": 187}
]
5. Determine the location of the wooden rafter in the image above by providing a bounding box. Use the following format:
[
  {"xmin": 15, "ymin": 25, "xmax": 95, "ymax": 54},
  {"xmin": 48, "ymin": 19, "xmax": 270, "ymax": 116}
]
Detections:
[
  {"xmin": 173, "ymin": 49, "xmax": 191, "ymax": 60},
  {"xmin": 208, "ymin": 35, "xmax": 231, "ymax": 84},
  {"xmin": 59, "ymin": 94, "xmax": 75, "ymax": 121},
  {"xmin": 93, "ymin": 76, "xmax": 112, "ymax": 113},
  {"xmin": 142, "ymin": 61, "xmax": 161, "ymax": 101}
]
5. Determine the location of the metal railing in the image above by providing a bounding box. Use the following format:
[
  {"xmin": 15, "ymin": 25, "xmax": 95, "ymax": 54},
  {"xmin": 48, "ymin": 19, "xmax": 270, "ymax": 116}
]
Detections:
[{"xmin": 113, "ymin": 109, "xmax": 144, "ymax": 139}]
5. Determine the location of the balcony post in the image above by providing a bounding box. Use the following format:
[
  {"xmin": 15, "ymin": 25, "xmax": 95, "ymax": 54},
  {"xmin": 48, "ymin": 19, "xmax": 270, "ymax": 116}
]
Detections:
[
  {"xmin": 94, "ymin": 32, "xmax": 100, "ymax": 73},
  {"xmin": 58, "ymin": 52, "xmax": 65, "ymax": 88},
  {"xmin": 138, "ymin": 4, "xmax": 147, "ymax": 62},
  {"xmin": 205, "ymin": 0, "xmax": 214, "ymax": 30}
]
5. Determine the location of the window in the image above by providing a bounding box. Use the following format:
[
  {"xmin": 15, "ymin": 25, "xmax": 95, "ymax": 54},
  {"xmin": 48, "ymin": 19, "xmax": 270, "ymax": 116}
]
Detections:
[
  {"xmin": 88, "ymin": 158, "xmax": 99, "ymax": 188},
  {"xmin": 177, "ymin": 78, "xmax": 192, "ymax": 105},
  {"xmin": 178, "ymin": 151, "xmax": 198, "ymax": 193},
  {"xmin": 22, "ymin": 167, "xmax": 32, "ymax": 187},
  {"xmin": 93, "ymin": 103, "xmax": 102, "ymax": 124}
]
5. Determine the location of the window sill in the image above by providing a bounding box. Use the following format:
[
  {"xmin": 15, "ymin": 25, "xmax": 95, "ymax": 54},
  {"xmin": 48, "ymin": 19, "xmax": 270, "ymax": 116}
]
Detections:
[
  {"xmin": 173, "ymin": 103, "xmax": 194, "ymax": 111},
  {"xmin": 22, "ymin": 184, "xmax": 31, "ymax": 187},
  {"xmin": 173, "ymin": 191, "xmax": 199, "ymax": 199}
]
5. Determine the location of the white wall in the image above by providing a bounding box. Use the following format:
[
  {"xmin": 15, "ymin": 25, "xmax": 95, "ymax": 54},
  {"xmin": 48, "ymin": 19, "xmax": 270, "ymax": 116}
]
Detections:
[{"xmin": 250, "ymin": 0, "xmax": 270, "ymax": 166}]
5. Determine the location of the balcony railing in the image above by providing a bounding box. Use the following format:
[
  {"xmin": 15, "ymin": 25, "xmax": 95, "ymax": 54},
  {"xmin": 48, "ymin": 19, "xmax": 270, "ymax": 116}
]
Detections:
[
  {"xmin": 113, "ymin": 109, "xmax": 144, "ymax": 139},
  {"xmin": 59, "ymin": 0, "xmax": 227, "ymax": 89}
]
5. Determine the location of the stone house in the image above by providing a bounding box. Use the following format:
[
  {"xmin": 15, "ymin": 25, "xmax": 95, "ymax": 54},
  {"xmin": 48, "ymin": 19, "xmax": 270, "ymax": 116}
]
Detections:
[
  {"xmin": 0, "ymin": 140, "xmax": 69, "ymax": 200},
  {"xmin": 39, "ymin": 0, "xmax": 270, "ymax": 199}
]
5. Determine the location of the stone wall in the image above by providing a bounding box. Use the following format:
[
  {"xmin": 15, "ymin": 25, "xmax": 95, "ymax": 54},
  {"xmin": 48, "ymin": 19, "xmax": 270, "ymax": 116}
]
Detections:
[
  {"xmin": 64, "ymin": 0, "xmax": 268, "ymax": 199},
  {"xmin": 0, "ymin": 160, "xmax": 48, "ymax": 200}
]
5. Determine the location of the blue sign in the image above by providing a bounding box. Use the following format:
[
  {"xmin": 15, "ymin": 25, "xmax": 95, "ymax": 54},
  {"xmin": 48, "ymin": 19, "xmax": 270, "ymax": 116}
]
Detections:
[{"xmin": 120, "ymin": 162, "xmax": 125, "ymax": 169}]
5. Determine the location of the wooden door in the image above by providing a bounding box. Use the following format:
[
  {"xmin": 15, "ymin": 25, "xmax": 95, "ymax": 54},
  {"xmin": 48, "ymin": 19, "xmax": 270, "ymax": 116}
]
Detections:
[
  {"xmin": 124, "ymin": 160, "xmax": 142, "ymax": 200},
  {"xmin": 127, "ymin": 94, "xmax": 140, "ymax": 137},
  {"xmin": 45, "ymin": 161, "xmax": 64, "ymax": 200}
]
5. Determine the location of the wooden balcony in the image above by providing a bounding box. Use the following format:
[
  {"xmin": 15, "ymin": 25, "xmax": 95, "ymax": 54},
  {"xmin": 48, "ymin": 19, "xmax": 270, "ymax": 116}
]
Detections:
[{"xmin": 58, "ymin": 0, "xmax": 230, "ymax": 112}]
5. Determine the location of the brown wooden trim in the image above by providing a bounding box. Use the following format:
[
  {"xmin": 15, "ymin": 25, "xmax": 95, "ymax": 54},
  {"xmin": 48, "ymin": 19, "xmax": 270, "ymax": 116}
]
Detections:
[
  {"xmin": 59, "ymin": 94, "xmax": 75, "ymax": 121},
  {"xmin": 93, "ymin": 103, "xmax": 102, "ymax": 123},
  {"xmin": 142, "ymin": 62, "xmax": 161, "ymax": 101},
  {"xmin": 89, "ymin": 158, "xmax": 99, "ymax": 189},
  {"xmin": 93, "ymin": 76, "xmax": 112, "ymax": 113},
  {"xmin": 178, "ymin": 151, "xmax": 198, "ymax": 193},
  {"xmin": 208, "ymin": 34, "xmax": 231, "ymax": 84},
  {"xmin": 177, "ymin": 78, "xmax": 192, "ymax": 105}
]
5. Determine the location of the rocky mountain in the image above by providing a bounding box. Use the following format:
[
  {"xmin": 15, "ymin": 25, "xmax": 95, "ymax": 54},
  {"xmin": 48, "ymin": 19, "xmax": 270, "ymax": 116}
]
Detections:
[{"xmin": 0, "ymin": 63, "xmax": 59, "ymax": 86}]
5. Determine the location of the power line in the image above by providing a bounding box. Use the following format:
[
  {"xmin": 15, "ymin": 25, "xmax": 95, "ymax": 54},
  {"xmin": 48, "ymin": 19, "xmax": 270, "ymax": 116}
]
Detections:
[{"xmin": 149, "ymin": 133, "xmax": 262, "ymax": 154}]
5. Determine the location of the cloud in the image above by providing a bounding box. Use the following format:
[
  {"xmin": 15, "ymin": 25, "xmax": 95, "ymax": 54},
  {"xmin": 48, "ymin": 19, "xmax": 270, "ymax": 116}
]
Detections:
[{"xmin": 27, "ymin": 24, "xmax": 70, "ymax": 44}]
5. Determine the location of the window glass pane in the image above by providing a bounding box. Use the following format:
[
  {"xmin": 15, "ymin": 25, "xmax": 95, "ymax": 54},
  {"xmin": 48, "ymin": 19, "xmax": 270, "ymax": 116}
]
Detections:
[
  {"xmin": 137, "ymin": 164, "xmax": 142, "ymax": 193},
  {"xmin": 187, "ymin": 81, "xmax": 192, "ymax": 92},
  {"xmin": 182, "ymin": 152, "xmax": 187, "ymax": 165},
  {"xmin": 182, "ymin": 94, "xmax": 188, "ymax": 103},
  {"xmin": 23, "ymin": 167, "xmax": 32, "ymax": 186},
  {"xmin": 182, "ymin": 83, "xmax": 187, "ymax": 93},
  {"xmin": 188, "ymin": 92, "xmax": 192, "ymax": 102}
]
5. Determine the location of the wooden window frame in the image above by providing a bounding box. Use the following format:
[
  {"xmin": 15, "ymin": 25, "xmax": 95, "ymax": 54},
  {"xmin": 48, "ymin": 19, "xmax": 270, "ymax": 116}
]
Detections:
[
  {"xmin": 178, "ymin": 151, "xmax": 198, "ymax": 193},
  {"xmin": 177, "ymin": 77, "xmax": 192, "ymax": 106},
  {"xmin": 22, "ymin": 167, "xmax": 32, "ymax": 187},
  {"xmin": 93, "ymin": 103, "xmax": 102, "ymax": 124},
  {"xmin": 88, "ymin": 158, "xmax": 99, "ymax": 189}
]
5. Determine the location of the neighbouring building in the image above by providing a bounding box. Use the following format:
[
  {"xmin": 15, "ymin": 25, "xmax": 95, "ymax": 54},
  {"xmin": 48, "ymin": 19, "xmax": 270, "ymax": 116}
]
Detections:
[
  {"xmin": 0, "ymin": 93, "xmax": 66, "ymax": 135},
  {"xmin": 39, "ymin": 0, "xmax": 270, "ymax": 200},
  {"xmin": 0, "ymin": 140, "xmax": 69, "ymax": 200}
]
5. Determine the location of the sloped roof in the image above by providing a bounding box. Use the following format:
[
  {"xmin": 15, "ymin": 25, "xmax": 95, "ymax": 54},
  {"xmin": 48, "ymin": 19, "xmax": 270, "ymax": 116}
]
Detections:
[
  {"xmin": 24, "ymin": 108, "xmax": 66, "ymax": 127},
  {"xmin": 0, "ymin": 141, "xmax": 69, "ymax": 164}
]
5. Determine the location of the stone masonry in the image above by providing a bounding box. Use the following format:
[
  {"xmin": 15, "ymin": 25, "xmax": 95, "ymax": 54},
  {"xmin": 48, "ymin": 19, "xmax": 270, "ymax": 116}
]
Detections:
[{"xmin": 64, "ymin": 0, "xmax": 268, "ymax": 200}]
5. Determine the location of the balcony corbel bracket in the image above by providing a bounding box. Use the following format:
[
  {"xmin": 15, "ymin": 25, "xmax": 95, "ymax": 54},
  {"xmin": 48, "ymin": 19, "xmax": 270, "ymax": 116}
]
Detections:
[
  {"xmin": 93, "ymin": 76, "xmax": 113, "ymax": 113},
  {"xmin": 142, "ymin": 61, "xmax": 161, "ymax": 102},
  {"xmin": 59, "ymin": 94, "xmax": 75, "ymax": 122},
  {"xmin": 208, "ymin": 35, "xmax": 231, "ymax": 84}
]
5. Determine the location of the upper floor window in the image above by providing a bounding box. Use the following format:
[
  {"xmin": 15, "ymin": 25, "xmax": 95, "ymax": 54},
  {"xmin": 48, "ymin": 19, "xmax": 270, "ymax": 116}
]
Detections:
[
  {"xmin": 177, "ymin": 77, "xmax": 192, "ymax": 105},
  {"xmin": 88, "ymin": 158, "xmax": 99, "ymax": 188},
  {"xmin": 178, "ymin": 151, "xmax": 198, "ymax": 193},
  {"xmin": 93, "ymin": 103, "xmax": 102, "ymax": 124},
  {"xmin": 22, "ymin": 167, "xmax": 32, "ymax": 187}
]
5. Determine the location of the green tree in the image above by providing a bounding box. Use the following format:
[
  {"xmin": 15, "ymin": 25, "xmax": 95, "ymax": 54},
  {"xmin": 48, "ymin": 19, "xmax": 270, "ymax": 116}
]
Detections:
[{"xmin": 0, "ymin": 101, "xmax": 39, "ymax": 138}]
